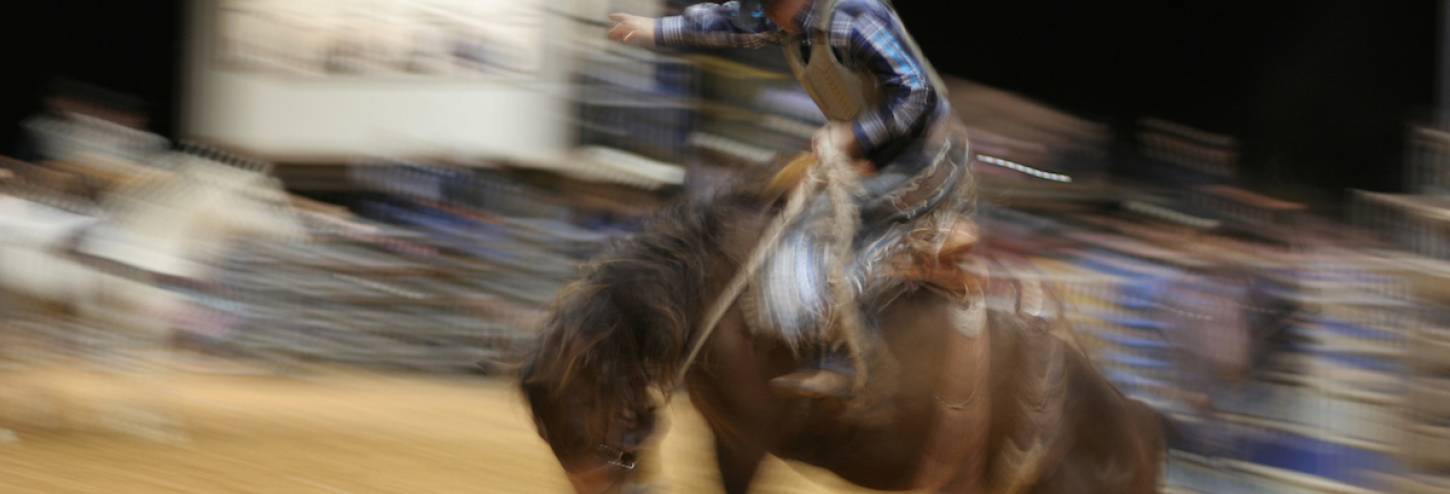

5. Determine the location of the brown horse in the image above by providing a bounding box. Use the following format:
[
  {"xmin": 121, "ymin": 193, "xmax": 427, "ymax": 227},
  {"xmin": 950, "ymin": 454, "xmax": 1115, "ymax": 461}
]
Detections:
[{"xmin": 518, "ymin": 183, "xmax": 1164, "ymax": 493}]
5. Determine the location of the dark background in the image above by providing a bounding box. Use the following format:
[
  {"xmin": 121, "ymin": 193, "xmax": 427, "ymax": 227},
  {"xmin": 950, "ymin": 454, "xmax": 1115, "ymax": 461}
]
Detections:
[
  {"xmin": 2, "ymin": 0, "xmax": 1439, "ymax": 196},
  {"xmin": 902, "ymin": 0, "xmax": 1438, "ymax": 196},
  {"xmin": 2, "ymin": 1, "xmax": 184, "ymax": 151}
]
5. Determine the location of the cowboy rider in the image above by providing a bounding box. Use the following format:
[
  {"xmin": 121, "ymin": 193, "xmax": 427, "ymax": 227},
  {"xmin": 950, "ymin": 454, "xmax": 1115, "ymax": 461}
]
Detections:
[{"xmin": 609, "ymin": 0, "xmax": 974, "ymax": 398}]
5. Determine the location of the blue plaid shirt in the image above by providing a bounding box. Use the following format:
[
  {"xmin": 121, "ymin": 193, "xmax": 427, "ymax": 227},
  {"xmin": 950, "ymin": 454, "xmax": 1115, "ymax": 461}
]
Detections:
[{"xmin": 657, "ymin": 0, "xmax": 948, "ymax": 167}]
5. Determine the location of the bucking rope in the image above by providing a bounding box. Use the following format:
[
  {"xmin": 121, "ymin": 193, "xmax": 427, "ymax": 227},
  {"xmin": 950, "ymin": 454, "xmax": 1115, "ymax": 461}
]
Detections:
[{"xmin": 819, "ymin": 142, "xmax": 870, "ymax": 394}]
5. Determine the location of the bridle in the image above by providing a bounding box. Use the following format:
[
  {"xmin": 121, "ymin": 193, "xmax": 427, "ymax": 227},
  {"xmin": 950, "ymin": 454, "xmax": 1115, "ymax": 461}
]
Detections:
[
  {"xmin": 594, "ymin": 443, "xmax": 639, "ymax": 471},
  {"xmin": 581, "ymin": 411, "xmax": 646, "ymax": 474}
]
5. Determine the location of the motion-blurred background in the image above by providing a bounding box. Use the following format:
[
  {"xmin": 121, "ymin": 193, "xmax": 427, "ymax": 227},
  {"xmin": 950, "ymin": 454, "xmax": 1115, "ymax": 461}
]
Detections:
[{"xmin": 1, "ymin": 1, "xmax": 1449, "ymax": 493}]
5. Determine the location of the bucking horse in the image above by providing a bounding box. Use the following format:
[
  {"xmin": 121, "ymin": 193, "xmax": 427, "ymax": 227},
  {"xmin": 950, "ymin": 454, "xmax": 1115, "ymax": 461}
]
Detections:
[{"xmin": 514, "ymin": 153, "xmax": 1165, "ymax": 493}]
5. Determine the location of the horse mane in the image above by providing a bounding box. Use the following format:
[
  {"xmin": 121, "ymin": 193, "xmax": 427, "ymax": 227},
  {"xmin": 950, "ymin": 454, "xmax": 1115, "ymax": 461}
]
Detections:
[{"xmin": 521, "ymin": 179, "xmax": 768, "ymax": 413}]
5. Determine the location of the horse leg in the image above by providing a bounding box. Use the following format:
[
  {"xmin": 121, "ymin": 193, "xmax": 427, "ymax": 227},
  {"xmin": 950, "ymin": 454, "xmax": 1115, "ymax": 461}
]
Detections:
[{"xmin": 713, "ymin": 436, "xmax": 765, "ymax": 494}]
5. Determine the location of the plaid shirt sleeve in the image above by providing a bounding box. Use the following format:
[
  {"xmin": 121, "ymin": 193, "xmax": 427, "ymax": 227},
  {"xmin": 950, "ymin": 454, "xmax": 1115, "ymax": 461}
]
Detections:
[
  {"xmin": 834, "ymin": 10, "xmax": 937, "ymax": 156},
  {"xmin": 656, "ymin": 2, "xmax": 786, "ymax": 49}
]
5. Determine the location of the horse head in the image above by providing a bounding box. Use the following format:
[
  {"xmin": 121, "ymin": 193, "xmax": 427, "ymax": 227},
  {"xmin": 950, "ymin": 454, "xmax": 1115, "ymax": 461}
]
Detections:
[
  {"xmin": 515, "ymin": 194, "xmax": 746, "ymax": 492},
  {"xmin": 518, "ymin": 279, "xmax": 672, "ymax": 493}
]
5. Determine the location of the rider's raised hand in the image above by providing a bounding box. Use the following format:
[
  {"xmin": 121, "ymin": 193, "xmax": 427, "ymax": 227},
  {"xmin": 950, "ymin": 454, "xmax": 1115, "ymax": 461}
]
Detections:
[{"xmin": 608, "ymin": 14, "xmax": 656, "ymax": 47}]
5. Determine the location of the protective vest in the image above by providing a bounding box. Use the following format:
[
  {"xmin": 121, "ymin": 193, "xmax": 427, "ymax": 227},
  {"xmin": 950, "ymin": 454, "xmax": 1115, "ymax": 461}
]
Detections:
[{"xmin": 782, "ymin": 0, "xmax": 947, "ymax": 122}]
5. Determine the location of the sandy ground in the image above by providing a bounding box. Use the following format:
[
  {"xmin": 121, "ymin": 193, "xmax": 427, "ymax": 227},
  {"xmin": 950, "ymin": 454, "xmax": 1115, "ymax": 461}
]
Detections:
[{"xmin": 0, "ymin": 366, "xmax": 886, "ymax": 494}]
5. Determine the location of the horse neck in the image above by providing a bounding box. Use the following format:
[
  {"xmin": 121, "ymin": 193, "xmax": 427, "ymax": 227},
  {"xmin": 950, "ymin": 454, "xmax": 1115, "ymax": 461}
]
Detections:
[
  {"xmin": 642, "ymin": 200, "xmax": 769, "ymax": 390},
  {"xmin": 696, "ymin": 204, "xmax": 773, "ymax": 321}
]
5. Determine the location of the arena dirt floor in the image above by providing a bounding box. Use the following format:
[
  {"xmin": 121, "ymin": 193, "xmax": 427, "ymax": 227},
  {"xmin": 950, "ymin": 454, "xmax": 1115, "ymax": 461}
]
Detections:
[{"xmin": 0, "ymin": 364, "xmax": 886, "ymax": 493}]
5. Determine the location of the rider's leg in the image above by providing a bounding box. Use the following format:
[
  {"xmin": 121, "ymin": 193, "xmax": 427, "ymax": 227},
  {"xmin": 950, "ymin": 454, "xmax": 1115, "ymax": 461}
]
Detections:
[
  {"xmin": 769, "ymin": 129, "xmax": 971, "ymax": 400},
  {"xmin": 770, "ymin": 234, "xmax": 977, "ymax": 400}
]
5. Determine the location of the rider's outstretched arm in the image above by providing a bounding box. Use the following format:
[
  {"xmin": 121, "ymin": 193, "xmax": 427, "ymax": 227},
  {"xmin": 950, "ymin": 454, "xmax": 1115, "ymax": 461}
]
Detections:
[{"xmin": 657, "ymin": 2, "xmax": 785, "ymax": 48}]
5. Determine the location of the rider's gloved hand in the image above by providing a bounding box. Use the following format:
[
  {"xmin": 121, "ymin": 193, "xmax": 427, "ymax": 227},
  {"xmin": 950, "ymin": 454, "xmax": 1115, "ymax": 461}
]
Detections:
[
  {"xmin": 608, "ymin": 14, "xmax": 657, "ymax": 47},
  {"xmin": 766, "ymin": 121, "xmax": 874, "ymax": 197}
]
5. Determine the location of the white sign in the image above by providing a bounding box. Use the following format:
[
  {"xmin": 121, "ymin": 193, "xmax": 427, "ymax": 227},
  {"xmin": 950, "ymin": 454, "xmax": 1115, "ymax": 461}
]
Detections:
[{"xmin": 216, "ymin": 0, "xmax": 545, "ymax": 79}]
